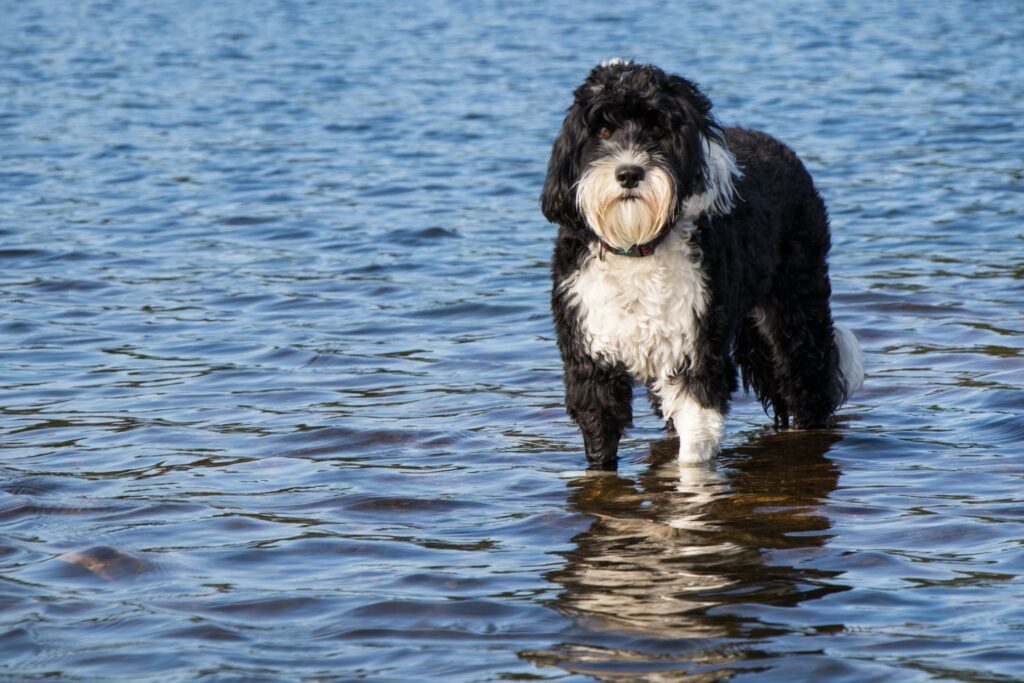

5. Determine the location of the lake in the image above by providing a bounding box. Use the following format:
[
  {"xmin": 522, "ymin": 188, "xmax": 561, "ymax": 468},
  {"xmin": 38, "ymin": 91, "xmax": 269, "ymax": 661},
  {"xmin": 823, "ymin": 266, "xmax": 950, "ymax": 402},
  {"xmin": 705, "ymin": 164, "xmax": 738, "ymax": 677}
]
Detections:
[{"xmin": 2, "ymin": 1, "xmax": 1023, "ymax": 680}]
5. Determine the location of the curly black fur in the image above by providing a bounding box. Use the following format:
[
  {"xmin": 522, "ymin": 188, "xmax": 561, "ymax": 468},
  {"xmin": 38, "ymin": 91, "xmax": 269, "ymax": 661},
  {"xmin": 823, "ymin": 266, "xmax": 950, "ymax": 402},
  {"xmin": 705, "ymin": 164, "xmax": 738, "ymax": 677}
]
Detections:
[{"xmin": 542, "ymin": 61, "xmax": 854, "ymax": 468}]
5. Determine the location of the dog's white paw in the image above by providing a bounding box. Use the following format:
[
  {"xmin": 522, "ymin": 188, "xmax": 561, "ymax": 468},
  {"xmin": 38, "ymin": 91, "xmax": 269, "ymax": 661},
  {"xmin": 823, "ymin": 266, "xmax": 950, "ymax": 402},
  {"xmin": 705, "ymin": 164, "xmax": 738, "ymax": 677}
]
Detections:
[{"xmin": 677, "ymin": 436, "xmax": 720, "ymax": 465}]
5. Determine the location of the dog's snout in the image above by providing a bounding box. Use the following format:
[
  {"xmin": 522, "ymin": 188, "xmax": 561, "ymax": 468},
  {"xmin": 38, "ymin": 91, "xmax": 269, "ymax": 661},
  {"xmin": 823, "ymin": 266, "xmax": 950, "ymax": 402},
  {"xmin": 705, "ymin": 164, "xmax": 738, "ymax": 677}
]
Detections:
[{"xmin": 615, "ymin": 164, "xmax": 645, "ymax": 189}]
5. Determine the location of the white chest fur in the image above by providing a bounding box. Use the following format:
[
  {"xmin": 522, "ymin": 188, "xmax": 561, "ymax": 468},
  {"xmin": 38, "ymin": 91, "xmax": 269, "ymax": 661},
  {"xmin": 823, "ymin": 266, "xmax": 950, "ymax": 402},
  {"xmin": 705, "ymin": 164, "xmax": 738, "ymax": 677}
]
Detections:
[{"xmin": 562, "ymin": 228, "xmax": 709, "ymax": 382}]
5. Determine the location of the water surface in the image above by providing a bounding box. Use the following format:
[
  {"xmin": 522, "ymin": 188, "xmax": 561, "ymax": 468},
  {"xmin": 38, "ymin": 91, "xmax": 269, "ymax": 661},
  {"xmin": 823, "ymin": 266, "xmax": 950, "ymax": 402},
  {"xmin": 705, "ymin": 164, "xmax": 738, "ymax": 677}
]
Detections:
[{"xmin": 2, "ymin": 1, "xmax": 1023, "ymax": 681}]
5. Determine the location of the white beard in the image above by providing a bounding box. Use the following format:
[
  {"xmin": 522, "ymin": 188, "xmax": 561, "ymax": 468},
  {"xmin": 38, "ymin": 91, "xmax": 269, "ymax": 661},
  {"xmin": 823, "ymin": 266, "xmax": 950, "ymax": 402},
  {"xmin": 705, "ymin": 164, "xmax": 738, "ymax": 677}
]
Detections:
[
  {"xmin": 575, "ymin": 146, "xmax": 675, "ymax": 250},
  {"xmin": 575, "ymin": 136, "xmax": 740, "ymax": 249}
]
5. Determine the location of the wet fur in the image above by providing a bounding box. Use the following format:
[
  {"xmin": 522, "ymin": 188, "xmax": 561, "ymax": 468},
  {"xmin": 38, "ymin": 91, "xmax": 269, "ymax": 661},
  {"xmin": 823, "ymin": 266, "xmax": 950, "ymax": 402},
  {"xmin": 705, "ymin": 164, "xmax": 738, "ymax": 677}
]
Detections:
[{"xmin": 542, "ymin": 60, "xmax": 863, "ymax": 468}]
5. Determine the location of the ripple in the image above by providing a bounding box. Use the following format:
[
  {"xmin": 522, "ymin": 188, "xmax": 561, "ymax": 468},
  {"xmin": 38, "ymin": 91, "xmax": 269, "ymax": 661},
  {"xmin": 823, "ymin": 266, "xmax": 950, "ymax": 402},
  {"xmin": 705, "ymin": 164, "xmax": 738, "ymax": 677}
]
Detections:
[
  {"xmin": 1, "ymin": 1, "xmax": 1022, "ymax": 681},
  {"xmin": 343, "ymin": 495, "xmax": 484, "ymax": 515}
]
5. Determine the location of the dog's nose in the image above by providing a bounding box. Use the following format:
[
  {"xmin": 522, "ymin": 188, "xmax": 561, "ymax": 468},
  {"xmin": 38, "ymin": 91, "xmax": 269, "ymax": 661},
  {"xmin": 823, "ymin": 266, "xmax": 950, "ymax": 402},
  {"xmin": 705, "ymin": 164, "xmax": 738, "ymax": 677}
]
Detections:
[{"xmin": 615, "ymin": 164, "xmax": 645, "ymax": 189}]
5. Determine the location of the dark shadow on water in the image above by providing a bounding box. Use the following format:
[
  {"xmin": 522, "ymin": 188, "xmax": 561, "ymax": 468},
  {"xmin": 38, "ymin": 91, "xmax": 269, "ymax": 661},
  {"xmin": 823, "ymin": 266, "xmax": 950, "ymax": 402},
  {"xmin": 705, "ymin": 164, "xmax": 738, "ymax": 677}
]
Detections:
[{"xmin": 525, "ymin": 430, "xmax": 849, "ymax": 680}]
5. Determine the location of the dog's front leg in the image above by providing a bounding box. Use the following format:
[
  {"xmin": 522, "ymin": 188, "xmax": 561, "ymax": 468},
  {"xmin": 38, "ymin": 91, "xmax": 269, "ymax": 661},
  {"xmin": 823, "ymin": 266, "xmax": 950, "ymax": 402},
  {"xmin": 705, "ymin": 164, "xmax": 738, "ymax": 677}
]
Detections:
[
  {"xmin": 564, "ymin": 359, "xmax": 633, "ymax": 469},
  {"xmin": 673, "ymin": 394, "xmax": 725, "ymax": 464},
  {"xmin": 653, "ymin": 379, "xmax": 724, "ymax": 465}
]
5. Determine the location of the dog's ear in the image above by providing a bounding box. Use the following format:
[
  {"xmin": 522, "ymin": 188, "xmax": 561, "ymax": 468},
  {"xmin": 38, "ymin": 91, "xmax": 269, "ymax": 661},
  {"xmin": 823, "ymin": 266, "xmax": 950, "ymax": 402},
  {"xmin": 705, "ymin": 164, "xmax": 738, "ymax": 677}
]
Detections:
[
  {"xmin": 663, "ymin": 75, "xmax": 714, "ymax": 126},
  {"xmin": 661, "ymin": 75, "xmax": 728, "ymax": 204},
  {"xmin": 663, "ymin": 75, "xmax": 724, "ymax": 149},
  {"xmin": 541, "ymin": 105, "xmax": 587, "ymax": 227}
]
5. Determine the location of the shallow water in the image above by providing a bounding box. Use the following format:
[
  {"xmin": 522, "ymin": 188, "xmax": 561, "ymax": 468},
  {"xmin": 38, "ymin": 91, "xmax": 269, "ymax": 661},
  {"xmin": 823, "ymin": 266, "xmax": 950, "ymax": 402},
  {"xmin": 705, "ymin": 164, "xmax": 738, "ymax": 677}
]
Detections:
[{"xmin": 2, "ymin": 1, "xmax": 1023, "ymax": 681}]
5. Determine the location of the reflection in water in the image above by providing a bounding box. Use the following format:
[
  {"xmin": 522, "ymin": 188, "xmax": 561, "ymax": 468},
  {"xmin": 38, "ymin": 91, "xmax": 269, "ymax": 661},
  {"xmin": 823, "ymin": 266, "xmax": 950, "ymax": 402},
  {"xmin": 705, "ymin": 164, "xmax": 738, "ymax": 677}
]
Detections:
[{"xmin": 535, "ymin": 431, "xmax": 848, "ymax": 678}]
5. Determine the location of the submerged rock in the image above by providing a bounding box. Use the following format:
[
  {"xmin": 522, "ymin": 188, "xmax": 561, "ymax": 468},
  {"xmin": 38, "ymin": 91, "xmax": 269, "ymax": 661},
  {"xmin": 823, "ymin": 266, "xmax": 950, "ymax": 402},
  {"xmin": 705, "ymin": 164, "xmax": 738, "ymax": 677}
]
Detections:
[{"xmin": 57, "ymin": 546, "xmax": 150, "ymax": 580}]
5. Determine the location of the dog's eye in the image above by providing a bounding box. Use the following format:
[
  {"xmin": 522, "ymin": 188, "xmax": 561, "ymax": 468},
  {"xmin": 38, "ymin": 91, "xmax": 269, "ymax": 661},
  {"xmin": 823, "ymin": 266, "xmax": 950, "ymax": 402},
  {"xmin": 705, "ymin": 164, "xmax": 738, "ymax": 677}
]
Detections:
[
  {"xmin": 597, "ymin": 126, "xmax": 613, "ymax": 139},
  {"xmin": 650, "ymin": 125, "xmax": 665, "ymax": 137}
]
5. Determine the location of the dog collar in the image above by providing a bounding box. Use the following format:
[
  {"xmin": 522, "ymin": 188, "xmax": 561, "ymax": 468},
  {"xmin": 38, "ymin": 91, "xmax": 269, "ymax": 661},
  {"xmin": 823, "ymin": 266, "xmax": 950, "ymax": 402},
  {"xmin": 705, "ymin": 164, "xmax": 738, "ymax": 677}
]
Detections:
[{"xmin": 599, "ymin": 223, "xmax": 672, "ymax": 257}]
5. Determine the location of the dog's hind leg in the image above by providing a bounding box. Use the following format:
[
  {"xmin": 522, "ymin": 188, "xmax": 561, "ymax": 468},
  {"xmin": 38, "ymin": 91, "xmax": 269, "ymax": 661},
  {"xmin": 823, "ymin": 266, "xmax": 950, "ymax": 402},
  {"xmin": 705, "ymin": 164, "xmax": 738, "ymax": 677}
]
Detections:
[
  {"xmin": 754, "ymin": 269, "xmax": 856, "ymax": 428},
  {"xmin": 734, "ymin": 313, "xmax": 790, "ymax": 427},
  {"xmin": 748, "ymin": 183, "xmax": 867, "ymax": 428}
]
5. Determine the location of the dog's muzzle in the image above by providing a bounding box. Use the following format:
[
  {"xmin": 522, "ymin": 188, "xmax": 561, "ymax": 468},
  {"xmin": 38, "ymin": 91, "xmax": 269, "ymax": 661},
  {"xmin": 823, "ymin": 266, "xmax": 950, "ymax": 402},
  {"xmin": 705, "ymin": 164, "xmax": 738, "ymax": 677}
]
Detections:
[{"xmin": 577, "ymin": 152, "xmax": 675, "ymax": 251}]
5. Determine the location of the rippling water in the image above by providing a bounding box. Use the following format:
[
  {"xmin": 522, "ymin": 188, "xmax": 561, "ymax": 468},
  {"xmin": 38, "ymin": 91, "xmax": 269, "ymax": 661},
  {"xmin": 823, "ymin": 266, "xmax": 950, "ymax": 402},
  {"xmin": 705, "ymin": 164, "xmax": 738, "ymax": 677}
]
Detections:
[{"xmin": 2, "ymin": 1, "xmax": 1023, "ymax": 681}]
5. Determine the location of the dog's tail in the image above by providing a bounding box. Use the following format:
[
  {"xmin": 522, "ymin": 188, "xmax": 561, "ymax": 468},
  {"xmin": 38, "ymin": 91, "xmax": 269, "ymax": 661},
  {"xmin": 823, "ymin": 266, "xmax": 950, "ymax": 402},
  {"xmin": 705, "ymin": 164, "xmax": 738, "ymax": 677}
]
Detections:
[{"xmin": 833, "ymin": 323, "xmax": 864, "ymax": 406}]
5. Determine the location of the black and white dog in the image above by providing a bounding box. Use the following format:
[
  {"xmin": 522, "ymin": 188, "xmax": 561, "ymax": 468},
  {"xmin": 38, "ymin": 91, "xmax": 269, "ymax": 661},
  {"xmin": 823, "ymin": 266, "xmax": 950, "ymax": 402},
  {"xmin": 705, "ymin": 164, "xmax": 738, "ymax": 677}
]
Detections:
[{"xmin": 542, "ymin": 60, "xmax": 863, "ymax": 468}]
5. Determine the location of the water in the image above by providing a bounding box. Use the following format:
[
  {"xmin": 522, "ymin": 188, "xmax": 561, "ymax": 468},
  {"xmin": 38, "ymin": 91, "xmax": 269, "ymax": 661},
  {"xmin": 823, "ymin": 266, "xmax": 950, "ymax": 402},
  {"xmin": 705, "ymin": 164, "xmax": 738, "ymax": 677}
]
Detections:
[{"xmin": 1, "ymin": 1, "xmax": 1022, "ymax": 680}]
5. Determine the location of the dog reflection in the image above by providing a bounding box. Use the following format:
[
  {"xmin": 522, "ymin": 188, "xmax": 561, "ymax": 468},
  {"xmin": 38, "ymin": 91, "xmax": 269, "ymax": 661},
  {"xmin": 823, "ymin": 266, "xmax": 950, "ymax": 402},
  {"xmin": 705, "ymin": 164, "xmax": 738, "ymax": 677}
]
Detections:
[{"xmin": 548, "ymin": 431, "xmax": 846, "ymax": 642}]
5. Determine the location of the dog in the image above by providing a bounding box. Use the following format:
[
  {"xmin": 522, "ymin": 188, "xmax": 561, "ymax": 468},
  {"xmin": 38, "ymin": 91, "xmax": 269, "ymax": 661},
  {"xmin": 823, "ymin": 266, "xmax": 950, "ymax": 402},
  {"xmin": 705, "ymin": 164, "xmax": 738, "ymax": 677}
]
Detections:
[{"xmin": 542, "ymin": 59, "xmax": 863, "ymax": 468}]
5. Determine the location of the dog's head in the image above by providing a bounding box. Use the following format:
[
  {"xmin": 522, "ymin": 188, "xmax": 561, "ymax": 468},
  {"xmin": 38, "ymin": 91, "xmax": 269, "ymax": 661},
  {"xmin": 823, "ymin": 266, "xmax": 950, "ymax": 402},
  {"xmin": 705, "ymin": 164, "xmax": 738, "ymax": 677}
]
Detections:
[{"xmin": 541, "ymin": 60, "xmax": 738, "ymax": 250}]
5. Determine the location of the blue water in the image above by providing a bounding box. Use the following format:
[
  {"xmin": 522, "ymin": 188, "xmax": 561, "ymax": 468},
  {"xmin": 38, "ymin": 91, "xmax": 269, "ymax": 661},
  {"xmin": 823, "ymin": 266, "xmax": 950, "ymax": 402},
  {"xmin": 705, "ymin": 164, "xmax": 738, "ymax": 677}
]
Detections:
[{"xmin": 2, "ymin": 1, "xmax": 1023, "ymax": 681}]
